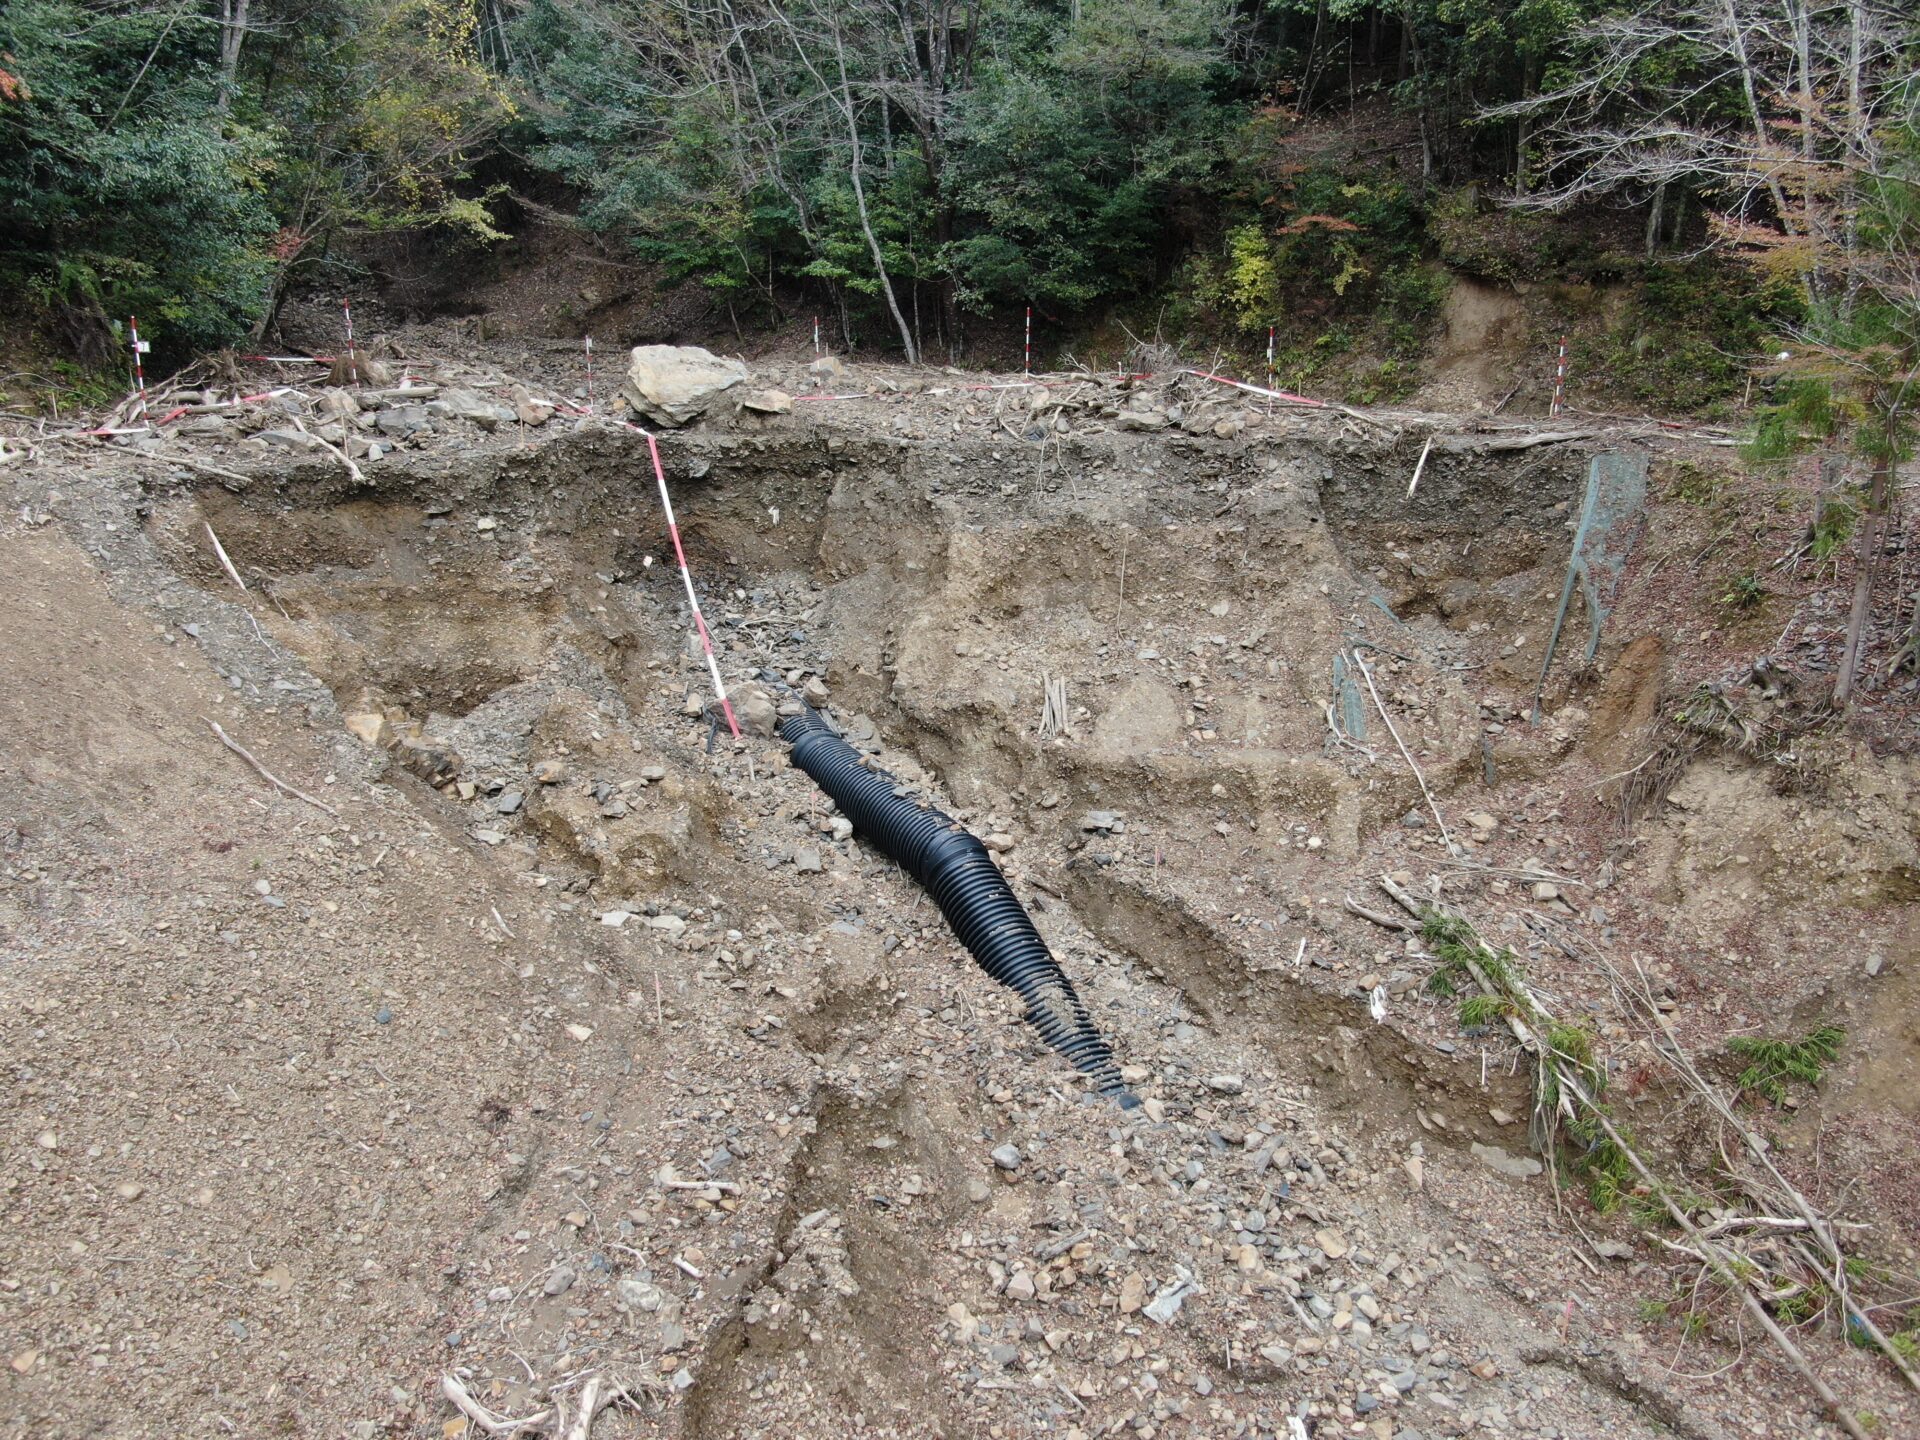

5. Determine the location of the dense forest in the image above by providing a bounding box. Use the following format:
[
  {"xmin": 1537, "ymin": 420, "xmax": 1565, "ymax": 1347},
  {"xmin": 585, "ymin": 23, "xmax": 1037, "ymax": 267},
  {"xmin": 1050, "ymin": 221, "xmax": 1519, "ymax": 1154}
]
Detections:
[{"xmin": 0, "ymin": 0, "xmax": 1914, "ymax": 413}]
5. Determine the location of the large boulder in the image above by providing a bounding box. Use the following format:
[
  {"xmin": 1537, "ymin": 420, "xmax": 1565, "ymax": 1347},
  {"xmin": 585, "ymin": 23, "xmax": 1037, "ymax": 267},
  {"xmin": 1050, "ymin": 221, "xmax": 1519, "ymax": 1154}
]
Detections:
[{"xmin": 620, "ymin": 345, "xmax": 750, "ymax": 427}]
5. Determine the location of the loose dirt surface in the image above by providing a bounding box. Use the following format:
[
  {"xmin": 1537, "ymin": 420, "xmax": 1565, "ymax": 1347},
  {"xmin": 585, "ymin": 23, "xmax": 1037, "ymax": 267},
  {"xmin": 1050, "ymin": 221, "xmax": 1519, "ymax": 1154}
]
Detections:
[{"xmin": 3, "ymin": 342, "xmax": 1917, "ymax": 1440}]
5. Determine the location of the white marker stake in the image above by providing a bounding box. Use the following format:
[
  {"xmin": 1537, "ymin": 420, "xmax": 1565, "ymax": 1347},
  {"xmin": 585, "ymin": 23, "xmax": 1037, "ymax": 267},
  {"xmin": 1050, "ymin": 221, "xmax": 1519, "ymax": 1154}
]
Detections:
[
  {"xmin": 128, "ymin": 316, "xmax": 150, "ymax": 420},
  {"xmin": 644, "ymin": 431, "xmax": 741, "ymax": 740},
  {"xmin": 1550, "ymin": 334, "xmax": 1569, "ymax": 417},
  {"xmin": 1266, "ymin": 324, "xmax": 1278, "ymax": 415},
  {"xmin": 342, "ymin": 298, "xmax": 356, "ymax": 365},
  {"xmin": 813, "ymin": 315, "xmax": 821, "ymax": 357},
  {"xmin": 1024, "ymin": 306, "xmax": 1032, "ymax": 377}
]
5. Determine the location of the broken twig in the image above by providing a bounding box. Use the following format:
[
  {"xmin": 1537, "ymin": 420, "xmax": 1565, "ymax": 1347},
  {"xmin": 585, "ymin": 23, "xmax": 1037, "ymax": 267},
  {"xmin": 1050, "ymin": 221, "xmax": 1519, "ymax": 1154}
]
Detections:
[{"xmin": 204, "ymin": 718, "xmax": 339, "ymax": 817}]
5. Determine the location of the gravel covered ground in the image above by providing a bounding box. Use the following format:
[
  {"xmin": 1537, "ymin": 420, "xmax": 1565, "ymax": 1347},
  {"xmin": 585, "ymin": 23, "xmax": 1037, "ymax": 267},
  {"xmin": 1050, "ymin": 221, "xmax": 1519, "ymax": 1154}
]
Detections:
[{"xmin": 3, "ymin": 340, "xmax": 1915, "ymax": 1440}]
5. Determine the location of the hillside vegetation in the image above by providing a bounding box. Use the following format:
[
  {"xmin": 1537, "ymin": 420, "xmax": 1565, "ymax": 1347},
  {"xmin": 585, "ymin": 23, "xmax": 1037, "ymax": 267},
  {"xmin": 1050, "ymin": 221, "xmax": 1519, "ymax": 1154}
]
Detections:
[{"xmin": 0, "ymin": 1, "xmax": 1913, "ymax": 414}]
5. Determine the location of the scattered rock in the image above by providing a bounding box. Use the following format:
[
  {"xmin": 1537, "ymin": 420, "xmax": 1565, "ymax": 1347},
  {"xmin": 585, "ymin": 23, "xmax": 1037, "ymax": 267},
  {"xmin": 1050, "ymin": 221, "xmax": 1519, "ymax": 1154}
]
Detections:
[
  {"xmin": 1471, "ymin": 1142, "xmax": 1544, "ymax": 1179},
  {"xmin": 990, "ymin": 1143, "xmax": 1023, "ymax": 1170},
  {"xmin": 508, "ymin": 383, "xmax": 554, "ymax": 427},
  {"xmin": 792, "ymin": 848, "xmax": 823, "ymax": 874},
  {"xmin": 618, "ymin": 1277, "xmax": 665, "ymax": 1311},
  {"xmin": 1143, "ymin": 1274, "xmax": 1199, "ymax": 1325},
  {"xmin": 543, "ymin": 1266, "xmax": 577, "ymax": 1297},
  {"xmin": 1205, "ymin": 1074, "xmax": 1244, "ymax": 1095},
  {"xmin": 738, "ymin": 689, "xmax": 779, "ymax": 737},
  {"xmin": 741, "ymin": 388, "xmax": 794, "ymax": 415}
]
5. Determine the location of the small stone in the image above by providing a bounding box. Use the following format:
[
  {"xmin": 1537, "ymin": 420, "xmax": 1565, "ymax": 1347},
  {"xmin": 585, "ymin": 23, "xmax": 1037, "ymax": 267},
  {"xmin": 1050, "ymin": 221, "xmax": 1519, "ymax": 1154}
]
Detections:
[
  {"xmin": 1143, "ymin": 1277, "xmax": 1197, "ymax": 1324},
  {"xmin": 374, "ymin": 1006, "xmax": 392, "ymax": 1025},
  {"xmin": 792, "ymin": 847, "xmax": 823, "ymax": 874},
  {"xmin": 828, "ymin": 817, "xmax": 854, "ymax": 843},
  {"xmin": 640, "ymin": 764, "xmax": 667, "ymax": 782},
  {"xmin": 1205, "ymin": 1074, "xmax": 1244, "ymax": 1095},
  {"xmin": 990, "ymin": 1144, "xmax": 1023, "ymax": 1171},
  {"xmin": 1530, "ymin": 881, "xmax": 1559, "ymax": 902},
  {"xmin": 34, "ymin": 1130, "xmax": 57, "ymax": 1151},
  {"xmin": 737, "ymin": 690, "xmax": 778, "ymax": 737},
  {"xmin": 543, "ymin": 1267, "xmax": 576, "ymax": 1297},
  {"xmin": 532, "ymin": 760, "xmax": 566, "ymax": 784},
  {"xmin": 114, "ymin": 1181, "xmax": 145, "ymax": 1201},
  {"xmin": 1079, "ymin": 810, "xmax": 1120, "ymax": 832},
  {"xmin": 617, "ymin": 1278, "xmax": 665, "ymax": 1311},
  {"xmin": 1314, "ymin": 1228, "xmax": 1350, "ymax": 1259},
  {"xmin": 1471, "ymin": 1142, "xmax": 1544, "ymax": 1179},
  {"xmin": 1006, "ymin": 1272, "xmax": 1037, "ymax": 1302},
  {"xmin": 495, "ymin": 790, "xmax": 525, "ymax": 815},
  {"xmin": 343, "ymin": 712, "xmax": 389, "ymax": 747},
  {"xmin": 801, "ymin": 676, "xmax": 831, "ymax": 706},
  {"xmin": 1463, "ymin": 811, "xmax": 1498, "ymax": 833},
  {"xmin": 983, "ymin": 832, "xmax": 1016, "ymax": 853},
  {"xmin": 741, "ymin": 388, "xmax": 793, "ymax": 415}
]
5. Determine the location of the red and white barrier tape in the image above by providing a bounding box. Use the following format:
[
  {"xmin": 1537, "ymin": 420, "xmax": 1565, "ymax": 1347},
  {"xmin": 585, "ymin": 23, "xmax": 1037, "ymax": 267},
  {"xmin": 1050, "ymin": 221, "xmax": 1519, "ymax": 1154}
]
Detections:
[{"xmin": 1182, "ymin": 368, "xmax": 1327, "ymax": 409}]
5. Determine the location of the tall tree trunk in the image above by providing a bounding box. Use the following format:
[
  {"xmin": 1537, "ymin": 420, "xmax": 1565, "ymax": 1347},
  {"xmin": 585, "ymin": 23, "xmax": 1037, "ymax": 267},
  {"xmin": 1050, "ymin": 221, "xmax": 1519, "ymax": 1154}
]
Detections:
[
  {"xmin": 217, "ymin": 0, "xmax": 250, "ymax": 112},
  {"xmin": 1834, "ymin": 451, "xmax": 1892, "ymax": 709},
  {"xmin": 1720, "ymin": 0, "xmax": 1797, "ymax": 234},
  {"xmin": 834, "ymin": 47, "xmax": 918, "ymax": 364},
  {"xmin": 1644, "ymin": 181, "xmax": 1666, "ymax": 260}
]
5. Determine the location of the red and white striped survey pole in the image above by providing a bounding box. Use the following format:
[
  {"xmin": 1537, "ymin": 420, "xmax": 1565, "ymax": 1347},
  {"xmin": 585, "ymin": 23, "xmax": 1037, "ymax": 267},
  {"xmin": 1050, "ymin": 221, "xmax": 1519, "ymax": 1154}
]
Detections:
[
  {"xmin": 342, "ymin": 297, "xmax": 357, "ymax": 364},
  {"xmin": 127, "ymin": 316, "xmax": 150, "ymax": 420},
  {"xmin": 584, "ymin": 336, "xmax": 594, "ymax": 413},
  {"xmin": 1549, "ymin": 334, "xmax": 1569, "ymax": 417},
  {"xmin": 812, "ymin": 315, "xmax": 821, "ymax": 358},
  {"xmin": 1266, "ymin": 325, "xmax": 1276, "ymax": 383},
  {"xmin": 1024, "ymin": 306, "xmax": 1033, "ymax": 376},
  {"xmin": 644, "ymin": 431, "xmax": 741, "ymax": 740}
]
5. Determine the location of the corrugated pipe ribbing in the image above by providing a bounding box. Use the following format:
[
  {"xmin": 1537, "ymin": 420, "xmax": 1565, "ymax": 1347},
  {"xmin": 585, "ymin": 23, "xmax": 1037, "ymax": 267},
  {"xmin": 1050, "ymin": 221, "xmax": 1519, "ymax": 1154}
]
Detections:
[{"xmin": 780, "ymin": 707, "xmax": 1138, "ymax": 1109}]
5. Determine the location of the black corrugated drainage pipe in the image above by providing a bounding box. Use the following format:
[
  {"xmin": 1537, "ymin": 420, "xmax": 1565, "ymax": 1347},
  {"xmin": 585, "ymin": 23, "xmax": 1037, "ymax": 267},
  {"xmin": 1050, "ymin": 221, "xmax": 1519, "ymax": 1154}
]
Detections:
[{"xmin": 780, "ymin": 706, "xmax": 1139, "ymax": 1109}]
